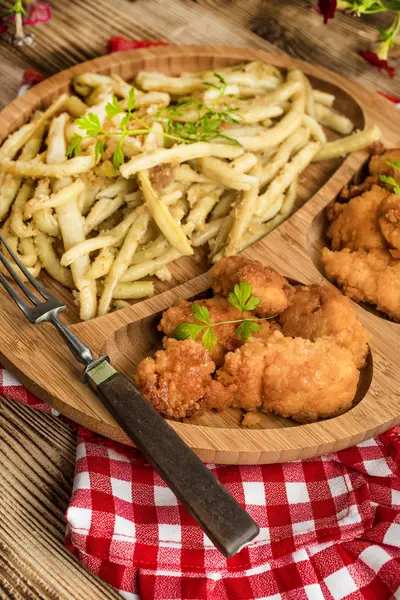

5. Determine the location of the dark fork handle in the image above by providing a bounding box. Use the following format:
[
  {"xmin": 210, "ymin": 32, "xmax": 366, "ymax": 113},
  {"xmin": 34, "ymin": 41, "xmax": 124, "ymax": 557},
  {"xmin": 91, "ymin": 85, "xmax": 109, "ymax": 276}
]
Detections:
[{"xmin": 86, "ymin": 365, "xmax": 259, "ymax": 557}]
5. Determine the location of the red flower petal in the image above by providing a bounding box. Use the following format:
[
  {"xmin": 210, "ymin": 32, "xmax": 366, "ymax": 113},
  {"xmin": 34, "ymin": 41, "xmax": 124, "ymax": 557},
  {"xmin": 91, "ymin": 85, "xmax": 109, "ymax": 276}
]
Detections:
[
  {"xmin": 22, "ymin": 70, "xmax": 45, "ymax": 86},
  {"xmin": 22, "ymin": 2, "xmax": 51, "ymax": 25},
  {"xmin": 0, "ymin": 21, "xmax": 8, "ymax": 34},
  {"xmin": 317, "ymin": 0, "xmax": 337, "ymax": 24},
  {"xmin": 107, "ymin": 37, "xmax": 169, "ymax": 54},
  {"xmin": 359, "ymin": 50, "xmax": 395, "ymax": 78},
  {"xmin": 377, "ymin": 91, "xmax": 400, "ymax": 103}
]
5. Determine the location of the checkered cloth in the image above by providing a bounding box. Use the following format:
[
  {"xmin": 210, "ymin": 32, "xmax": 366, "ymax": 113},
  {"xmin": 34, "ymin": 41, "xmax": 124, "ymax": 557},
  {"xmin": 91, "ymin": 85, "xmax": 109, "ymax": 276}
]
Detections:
[
  {"xmin": 2, "ymin": 37, "xmax": 400, "ymax": 599},
  {"xmin": 3, "ymin": 363, "xmax": 400, "ymax": 599}
]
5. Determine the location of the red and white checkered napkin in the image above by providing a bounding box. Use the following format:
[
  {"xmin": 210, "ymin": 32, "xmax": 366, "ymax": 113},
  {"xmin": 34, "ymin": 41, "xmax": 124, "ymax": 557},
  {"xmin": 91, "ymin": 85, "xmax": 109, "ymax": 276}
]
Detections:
[
  {"xmin": 3, "ymin": 363, "xmax": 400, "ymax": 600},
  {"xmin": 3, "ymin": 38, "xmax": 400, "ymax": 599}
]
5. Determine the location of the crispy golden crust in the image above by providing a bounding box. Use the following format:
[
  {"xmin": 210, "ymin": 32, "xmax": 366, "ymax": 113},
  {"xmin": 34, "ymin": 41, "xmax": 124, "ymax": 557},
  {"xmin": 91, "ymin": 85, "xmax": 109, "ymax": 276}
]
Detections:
[
  {"xmin": 368, "ymin": 141, "xmax": 385, "ymax": 156},
  {"xmin": 158, "ymin": 296, "xmax": 280, "ymax": 366},
  {"xmin": 322, "ymin": 247, "xmax": 400, "ymax": 322},
  {"xmin": 205, "ymin": 332, "xmax": 359, "ymax": 422},
  {"xmin": 278, "ymin": 284, "xmax": 369, "ymax": 368},
  {"xmin": 135, "ymin": 338, "xmax": 215, "ymax": 419},
  {"xmin": 209, "ymin": 256, "xmax": 294, "ymax": 317},
  {"xmin": 241, "ymin": 412, "xmax": 262, "ymax": 427},
  {"xmin": 369, "ymin": 149, "xmax": 400, "ymax": 178},
  {"xmin": 261, "ymin": 335, "xmax": 359, "ymax": 423},
  {"xmin": 205, "ymin": 339, "xmax": 269, "ymax": 412},
  {"xmin": 158, "ymin": 296, "xmax": 242, "ymax": 366},
  {"xmin": 338, "ymin": 175, "xmax": 379, "ymax": 201},
  {"xmin": 326, "ymin": 185, "xmax": 388, "ymax": 251},
  {"xmin": 379, "ymin": 193, "xmax": 400, "ymax": 254}
]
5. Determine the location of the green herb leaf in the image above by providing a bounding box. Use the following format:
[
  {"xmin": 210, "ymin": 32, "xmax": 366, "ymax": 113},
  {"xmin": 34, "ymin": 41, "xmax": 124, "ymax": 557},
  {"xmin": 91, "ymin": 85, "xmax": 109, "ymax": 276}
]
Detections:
[
  {"xmin": 113, "ymin": 143, "xmax": 125, "ymax": 171},
  {"xmin": 214, "ymin": 72, "xmax": 226, "ymax": 85},
  {"xmin": 217, "ymin": 133, "xmax": 243, "ymax": 147},
  {"xmin": 127, "ymin": 87, "xmax": 136, "ymax": 113},
  {"xmin": 192, "ymin": 303, "xmax": 211, "ymax": 324},
  {"xmin": 228, "ymin": 281, "xmax": 254, "ymax": 312},
  {"xmin": 386, "ymin": 159, "xmax": 400, "ymax": 170},
  {"xmin": 244, "ymin": 296, "xmax": 260, "ymax": 311},
  {"xmin": 9, "ymin": 0, "xmax": 25, "ymax": 15},
  {"xmin": 94, "ymin": 139, "xmax": 105, "ymax": 163},
  {"xmin": 173, "ymin": 322, "xmax": 205, "ymax": 341},
  {"xmin": 203, "ymin": 82, "xmax": 221, "ymax": 90},
  {"xmin": 236, "ymin": 320, "xmax": 261, "ymax": 344},
  {"xmin": 76, "ymin": 113, "xmax": 102, "ymax": 137},
  {"xmin": 106, "ymin": 96, "xmax": 123, "ymax": 119},
  {"xmin": 380, "ymin": 174, "xmax": 400, "ymax": 194},
  {"xmin": 65, "ymin": 134, "xmax": 82, "ymax": 158},
  {"xmin": 120, "ymin": 114, "xmax": 130, "ymax": 130},
  {"xmin": 202, "ymin": 326, "xmax": 217, "ymax": 351}
]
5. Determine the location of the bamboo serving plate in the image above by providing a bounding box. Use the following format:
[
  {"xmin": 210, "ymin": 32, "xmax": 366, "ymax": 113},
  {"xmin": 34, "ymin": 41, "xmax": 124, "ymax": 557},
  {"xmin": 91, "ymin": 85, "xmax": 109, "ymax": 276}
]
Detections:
[{"xmin": 0, "ymin": 45, "xmax": 399, "ymax": 464}]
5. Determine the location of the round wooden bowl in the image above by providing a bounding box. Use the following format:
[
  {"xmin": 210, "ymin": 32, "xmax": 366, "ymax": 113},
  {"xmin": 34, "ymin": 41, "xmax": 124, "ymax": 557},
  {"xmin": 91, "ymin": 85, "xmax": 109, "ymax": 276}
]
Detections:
[{"xmin": 0, "ymin": 45, "xmax": 399, "ymax": 464}]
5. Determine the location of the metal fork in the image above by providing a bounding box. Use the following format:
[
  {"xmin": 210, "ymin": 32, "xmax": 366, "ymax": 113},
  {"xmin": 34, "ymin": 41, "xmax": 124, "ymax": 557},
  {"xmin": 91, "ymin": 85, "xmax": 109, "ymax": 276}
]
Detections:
[{"xmin": 0, "ymin": 234, "xmax": 259, "ymax": 558}]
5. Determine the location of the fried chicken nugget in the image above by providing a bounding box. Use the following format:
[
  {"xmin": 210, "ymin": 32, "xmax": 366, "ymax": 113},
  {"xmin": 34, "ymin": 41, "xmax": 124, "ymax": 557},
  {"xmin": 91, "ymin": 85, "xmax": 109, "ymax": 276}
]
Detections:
[
  {"xmin": 205, "ymin": 333, "xmax": 359, "ymax": 422},
  {"xmin": 205, "ymin": 339, "xmax": 268, "ymax": 412},
  {"xmin": 379, "ymin": 194, "xmax": 400, "ymax": 257},
  {"xmin": 339, "ymin": 176, "xmax": 379, "ymax": 201},
  {"xmin": 322, "ymin": 247, "xmax": 400, "ymax": 322},
  {"xmin": 369, "ymin": 149, "xmax": 400, "ymax": 178},
  {"xmin": 326, "ymin": 185, "xmax": 388, "ymax": 252},
  {"xmin": 279, "ymin": 284, "xmax": 369, "ymax": 368},
  {"xmin": 159, "ymin": 296, "xmax": 279, "ymax": 366},
  {"xmin": 135, "ymin": 338, "xmax": 215, "ymax": 420},
  {"xmin": 261, "ymin": 334, "xmax": 359, "ymax": 423},
  {"xmin": 209, "ymin": 256, "xmax": 294, "ymax": 317}
]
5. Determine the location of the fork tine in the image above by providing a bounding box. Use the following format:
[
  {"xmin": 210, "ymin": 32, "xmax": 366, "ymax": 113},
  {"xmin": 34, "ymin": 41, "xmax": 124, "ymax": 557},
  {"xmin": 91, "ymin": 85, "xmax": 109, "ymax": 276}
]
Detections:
[
  {"xmin": 0, "ymin": 272, "xmax": 31, "ymax": 319},
  {"xmin": 0, "ymin": 253, "xmax": 41, "ymax": 305},
  {"xmin": 0, "ymin": 234, "xmax": 54, "ymax": 301}
]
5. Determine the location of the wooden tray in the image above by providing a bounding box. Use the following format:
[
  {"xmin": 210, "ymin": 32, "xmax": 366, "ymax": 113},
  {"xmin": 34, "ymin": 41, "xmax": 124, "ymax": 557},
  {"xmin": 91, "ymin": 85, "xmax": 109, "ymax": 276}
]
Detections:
[{"xmin": 0, "ymin": 45, "xmax": 399, "ymax": 464}]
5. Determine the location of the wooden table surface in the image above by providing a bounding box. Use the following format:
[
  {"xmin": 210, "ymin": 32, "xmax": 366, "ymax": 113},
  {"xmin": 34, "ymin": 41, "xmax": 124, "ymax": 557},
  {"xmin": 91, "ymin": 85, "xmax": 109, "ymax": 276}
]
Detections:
[{"xmin": 0, "ymin": 1, "xmax": 399, "ymax": 598}]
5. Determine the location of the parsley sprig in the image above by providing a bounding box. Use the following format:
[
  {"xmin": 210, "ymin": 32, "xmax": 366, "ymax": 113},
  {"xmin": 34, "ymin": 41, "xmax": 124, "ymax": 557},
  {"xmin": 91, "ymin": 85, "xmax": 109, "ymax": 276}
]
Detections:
[
  {"xmin": 66, "ymin": 88, "xmax": 151, "ymax": 170},
  {"xmin": 66, "ymin": 73, "xmax": 242, "ymax": 170},
  {"xmin": 380, "ymin": 159, "xmax": 400, "ymax": 194},
  {"xmin": 173, "ymin": 281, "xmax": 275, "ymax": 351},
  {"xmin": 161, "ymin": 73, "xmax": 241, "ymax": 146}
]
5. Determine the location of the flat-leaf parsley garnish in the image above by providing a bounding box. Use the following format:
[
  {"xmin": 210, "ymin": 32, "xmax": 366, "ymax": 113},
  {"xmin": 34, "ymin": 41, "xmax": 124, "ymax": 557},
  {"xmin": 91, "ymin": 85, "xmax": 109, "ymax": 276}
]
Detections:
[
  {"xmin": 173, "ymin": 281, "xmax": 275, "ymax": 350},
  {"xmin": 66, "ymin": 73, "xmax": 242, "ymax": 170}
]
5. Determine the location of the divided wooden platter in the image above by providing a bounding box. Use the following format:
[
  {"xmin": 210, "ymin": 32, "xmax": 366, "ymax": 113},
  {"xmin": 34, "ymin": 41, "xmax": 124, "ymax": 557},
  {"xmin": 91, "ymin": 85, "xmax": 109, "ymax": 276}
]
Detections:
[{"xmin": 0, "ymin": 45, "xmax": 399, "ymax": 464}]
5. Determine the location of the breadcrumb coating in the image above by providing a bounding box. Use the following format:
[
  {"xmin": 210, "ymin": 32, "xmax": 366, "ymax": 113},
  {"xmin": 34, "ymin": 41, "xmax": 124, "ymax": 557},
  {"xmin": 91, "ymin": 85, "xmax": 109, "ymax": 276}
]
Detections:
[
  {"xmin": 205, "ymin": 333, "xmax": 359, "ymax": 422},
  {"xmin": 279, "ymin": 284, "xmax": 369, "ymax": 368},
  {"xmin": 135, "ymin": 338, "xmax": 215, "ymax": 419},
  {"xmin": 209, "ymin": 256, "xmax": 294, "ymax": 317},
  {"xmin": 261, "ymin": 334, "xmax": 359, "ymax": 423},
  {"xmin": 326, "ymin": 185, "xmax": 388, "ymax": 251},
  {"xmin": 379, "ymin": 193, "xmax": 400, "ymax": 256},
  {"xmin": 322, "ymin": 247, "xmax": 400, "ymax": 322},
  {"xmin": 205, "ymin": 339, "xmax": 268, "ymax": 412}
]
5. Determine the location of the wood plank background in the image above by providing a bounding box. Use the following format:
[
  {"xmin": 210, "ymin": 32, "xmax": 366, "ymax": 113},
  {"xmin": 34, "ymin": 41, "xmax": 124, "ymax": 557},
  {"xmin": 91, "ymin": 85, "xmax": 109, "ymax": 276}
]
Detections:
[{"xmin": 0, "ymin": 0, "xmax": 399, "ymax": 597}]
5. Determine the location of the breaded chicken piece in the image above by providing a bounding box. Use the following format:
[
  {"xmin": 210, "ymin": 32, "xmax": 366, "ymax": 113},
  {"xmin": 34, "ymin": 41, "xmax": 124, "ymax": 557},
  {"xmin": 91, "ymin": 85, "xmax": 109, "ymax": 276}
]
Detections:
[
  {"xmin": 209, "ymin": 256, "xmax": 294, "ymax": 317},
  {"xmin": 278, "ymin": 284, "xmax": 369, "ymax": 368},
  {"xmin": 379, "ymin": 194, "xmax": 400, "ymax": 257},
  {"xmin": 326, "ymin": 185, "xmax": 388, "ymax": 251},
  {"xmin": 261, "ymin": 335, "xmax": 359, "ymax": 423},
  {"xmin": 135, "ymin": 338, "xmax": 215, "ymax": 420},
  {"xmin": 205, "ymin": 339, "xmax": 272, "ymax": 412},
  {"xmin": 205, "ymin": 333, "xmax": 359, "ymax": 422},
  {"xmin": 338, "ymin": 175, "xmax": 379, "ymax": 201},
  {"xmin": 322, "ymin": 247, "xmax": 400, "ymax": 322},
  {"xmin": 159, "ymin": 296, "xmax": 279, "ymax": 366},
  {"xmin": 205, "ymin": 339, "xmax": 269, "ymax": 412},
  {"xmin": 369, "ymin": 149, "xmax": 400, "ymax": 178}
]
